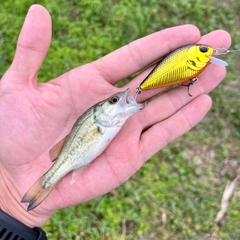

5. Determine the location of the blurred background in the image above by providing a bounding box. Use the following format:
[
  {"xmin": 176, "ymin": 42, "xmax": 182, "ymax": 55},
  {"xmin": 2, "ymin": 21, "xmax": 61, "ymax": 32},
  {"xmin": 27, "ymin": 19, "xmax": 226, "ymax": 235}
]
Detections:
[{"xmin": 1, "ymin": 0, "xmax": 240, "ymax": 239}]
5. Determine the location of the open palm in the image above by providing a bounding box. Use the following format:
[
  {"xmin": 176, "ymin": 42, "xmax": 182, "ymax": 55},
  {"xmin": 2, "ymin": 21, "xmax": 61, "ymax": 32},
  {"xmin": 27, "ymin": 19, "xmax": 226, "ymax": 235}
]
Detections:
[{"xmin": 0, "ymin": 5, "xmax": 231, "ymax": 228}]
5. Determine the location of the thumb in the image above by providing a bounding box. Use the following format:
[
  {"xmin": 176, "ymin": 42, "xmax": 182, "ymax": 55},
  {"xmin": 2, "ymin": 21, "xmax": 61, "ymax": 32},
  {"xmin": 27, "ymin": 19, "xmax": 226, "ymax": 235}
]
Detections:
[{"xmin": 7, "ymin": 5, "xmax": 52, "ymax": 85}]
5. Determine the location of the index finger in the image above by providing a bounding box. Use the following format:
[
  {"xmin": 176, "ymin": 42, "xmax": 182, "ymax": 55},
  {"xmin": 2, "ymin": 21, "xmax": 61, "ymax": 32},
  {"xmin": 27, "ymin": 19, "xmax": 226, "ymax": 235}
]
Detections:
[{"xmin": 92, "ymin": 24, "xmax": 201, "ymax": 85}]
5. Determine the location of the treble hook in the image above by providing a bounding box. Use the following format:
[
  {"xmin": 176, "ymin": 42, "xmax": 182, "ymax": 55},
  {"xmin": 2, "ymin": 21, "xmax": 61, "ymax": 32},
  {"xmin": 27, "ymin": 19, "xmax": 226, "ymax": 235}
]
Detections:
[{"xmin": 179, "ymin": 78, "xmax": 198, "ymax": 97}]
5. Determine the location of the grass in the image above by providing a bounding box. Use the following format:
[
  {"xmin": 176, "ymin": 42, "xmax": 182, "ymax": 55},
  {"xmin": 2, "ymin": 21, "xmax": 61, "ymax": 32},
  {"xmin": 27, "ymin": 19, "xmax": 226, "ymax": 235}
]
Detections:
[{"xmin": 1, "ymin": 0, "xmax": 240, "ymax": 239}]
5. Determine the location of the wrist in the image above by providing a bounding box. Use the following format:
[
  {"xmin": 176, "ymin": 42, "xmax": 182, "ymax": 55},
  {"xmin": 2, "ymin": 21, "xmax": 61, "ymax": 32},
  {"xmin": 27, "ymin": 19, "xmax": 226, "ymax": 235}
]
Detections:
[{"xmin": 0, "ymin": 209, "xmax": 47, "ymax": 240}]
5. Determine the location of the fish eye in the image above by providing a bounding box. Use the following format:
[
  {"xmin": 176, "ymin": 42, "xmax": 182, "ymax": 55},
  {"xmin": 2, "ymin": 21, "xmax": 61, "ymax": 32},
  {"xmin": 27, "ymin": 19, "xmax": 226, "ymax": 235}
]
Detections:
[
  {"xmin": 200, "ymin": 46, "xmax": 209, "ymax": 53},
  {"xmin": 109, "ymin": 96, "xmax": 119, "ymax": 104}
]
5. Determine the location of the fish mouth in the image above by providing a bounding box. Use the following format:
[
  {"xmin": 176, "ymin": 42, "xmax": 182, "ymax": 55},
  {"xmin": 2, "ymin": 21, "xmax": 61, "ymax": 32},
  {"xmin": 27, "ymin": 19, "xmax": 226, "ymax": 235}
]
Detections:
[
  {"xmin": 125, "ymin": 88, "xmax": 135, "ymax": 104},
  {"xmin": 123, "ymin": 88, "xmax": 145, "ymax": 110}
]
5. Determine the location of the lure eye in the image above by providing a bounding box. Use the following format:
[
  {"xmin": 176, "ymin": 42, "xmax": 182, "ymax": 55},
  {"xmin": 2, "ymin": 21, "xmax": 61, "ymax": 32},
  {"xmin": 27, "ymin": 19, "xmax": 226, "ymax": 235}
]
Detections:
[
  {"xmin": 109, "ymin": 96, "xmax": 119, "ymax": 104},
  {"xmin": 200, "ymin": 46, "xmax": 209, "ymax": 53}
]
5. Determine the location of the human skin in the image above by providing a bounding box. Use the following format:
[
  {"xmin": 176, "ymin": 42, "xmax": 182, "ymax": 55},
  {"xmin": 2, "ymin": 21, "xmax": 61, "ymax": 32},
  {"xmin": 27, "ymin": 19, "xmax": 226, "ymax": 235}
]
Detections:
[{"xmin": 0, "ymin": 5, "xmax": 231, "ymax": 228}]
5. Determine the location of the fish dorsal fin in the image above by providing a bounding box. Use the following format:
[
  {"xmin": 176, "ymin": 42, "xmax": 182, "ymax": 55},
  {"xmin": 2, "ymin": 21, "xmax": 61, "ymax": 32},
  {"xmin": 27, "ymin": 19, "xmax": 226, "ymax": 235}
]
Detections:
[{"xmin": 49, "ymin": 137, "xmax": 67, "ymax": 162}]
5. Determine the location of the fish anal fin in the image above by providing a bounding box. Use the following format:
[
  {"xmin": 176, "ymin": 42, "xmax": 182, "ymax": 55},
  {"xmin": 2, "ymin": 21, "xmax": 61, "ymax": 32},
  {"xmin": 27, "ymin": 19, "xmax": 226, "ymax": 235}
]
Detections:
[
  {"xmin": 21, "ymin": 176, "xmax": 54, "ymax": 211},
  {"xmin": 49, "ymin": 137, "xmax": 67, "ymax": 162},
  {"xmin": 70, "ymin": 166, "xmax": 87, "ymax": 185}
]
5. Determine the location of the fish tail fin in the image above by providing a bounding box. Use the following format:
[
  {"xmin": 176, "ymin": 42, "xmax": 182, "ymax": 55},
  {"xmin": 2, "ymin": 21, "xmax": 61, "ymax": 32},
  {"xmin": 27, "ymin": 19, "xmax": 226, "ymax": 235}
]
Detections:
[{"xmin": 21, "ymin": 176, "xmax": 54, "ymax": 211}]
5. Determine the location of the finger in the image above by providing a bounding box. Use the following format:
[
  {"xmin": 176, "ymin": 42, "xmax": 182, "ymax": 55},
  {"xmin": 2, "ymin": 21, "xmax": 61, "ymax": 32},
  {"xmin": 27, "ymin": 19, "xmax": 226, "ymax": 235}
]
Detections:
[
  {"xmin": 198, "ymin": 29, "xmax": 231, "ymax": 48},
  {"xmin": 126, "ymin": 29, "xmax": 231, "ymax": 102},
  {"xmin": 91, "ymin": 24, "xmax": 201, "ymax": 84},
  {"xmin": 140, "ymin": 94, "xmax": 212, "ymax": 161},
  {"xmin": 7, "ymin": 5, "xmax": 52, "ymax": 85}
]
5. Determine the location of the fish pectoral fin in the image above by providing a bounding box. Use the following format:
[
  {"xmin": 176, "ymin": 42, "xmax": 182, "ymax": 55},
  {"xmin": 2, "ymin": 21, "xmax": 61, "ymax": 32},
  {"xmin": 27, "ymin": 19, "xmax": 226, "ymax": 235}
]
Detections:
[
  {"xmin": 82, "ymin": 127, "xmax": 103, "ymax": 143},
  {"xmin": 21, "ymin": 175, "xmax": 54, "ymax": 211},
  {"xmin": 70, "ymin": 166, "xmax": 87, "ymax": 185},
  {"xmin": 49, "ymin": 137, "xmax": 67, "ymax": 162}
]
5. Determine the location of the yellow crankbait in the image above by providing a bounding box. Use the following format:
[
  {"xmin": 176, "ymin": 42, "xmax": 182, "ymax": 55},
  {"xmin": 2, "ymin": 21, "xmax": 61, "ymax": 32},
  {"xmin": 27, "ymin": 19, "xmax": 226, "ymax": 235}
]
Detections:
[{"xmin": 135, "ymin": 44, "xmax": 228, "ymax": 98}]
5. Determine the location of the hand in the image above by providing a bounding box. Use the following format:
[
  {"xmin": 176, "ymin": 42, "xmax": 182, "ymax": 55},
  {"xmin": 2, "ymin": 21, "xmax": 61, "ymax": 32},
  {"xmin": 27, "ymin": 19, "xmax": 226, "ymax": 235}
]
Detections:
[{"xmin": 0, "ymin": 4, "xmax": 231, "ymax": 228}]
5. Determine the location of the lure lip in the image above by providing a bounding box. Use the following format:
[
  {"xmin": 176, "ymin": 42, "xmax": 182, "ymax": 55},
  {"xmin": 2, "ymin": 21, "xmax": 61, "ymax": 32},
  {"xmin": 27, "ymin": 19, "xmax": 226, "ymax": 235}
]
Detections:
[{"xmin": 209, "ymin": 56, "xmax": 228, "ymax": 67}]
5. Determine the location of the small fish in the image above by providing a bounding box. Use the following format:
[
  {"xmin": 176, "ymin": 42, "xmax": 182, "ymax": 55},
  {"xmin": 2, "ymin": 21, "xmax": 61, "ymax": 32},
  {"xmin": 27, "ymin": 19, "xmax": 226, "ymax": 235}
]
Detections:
[
  {"xmin": 135, "ymin": 44, "xmax": 228, "ymax": 98},
  {"xmin": 21, "ymin": 89, "xmax": 144, "ymax": 211}
]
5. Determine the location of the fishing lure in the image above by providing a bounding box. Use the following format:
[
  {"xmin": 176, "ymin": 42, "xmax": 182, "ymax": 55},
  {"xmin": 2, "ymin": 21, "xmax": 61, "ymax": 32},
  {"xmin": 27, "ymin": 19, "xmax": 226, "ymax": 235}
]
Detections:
[{"xmin": 135, "ymin": 44, "xmax": 229, "ymax": 99}]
